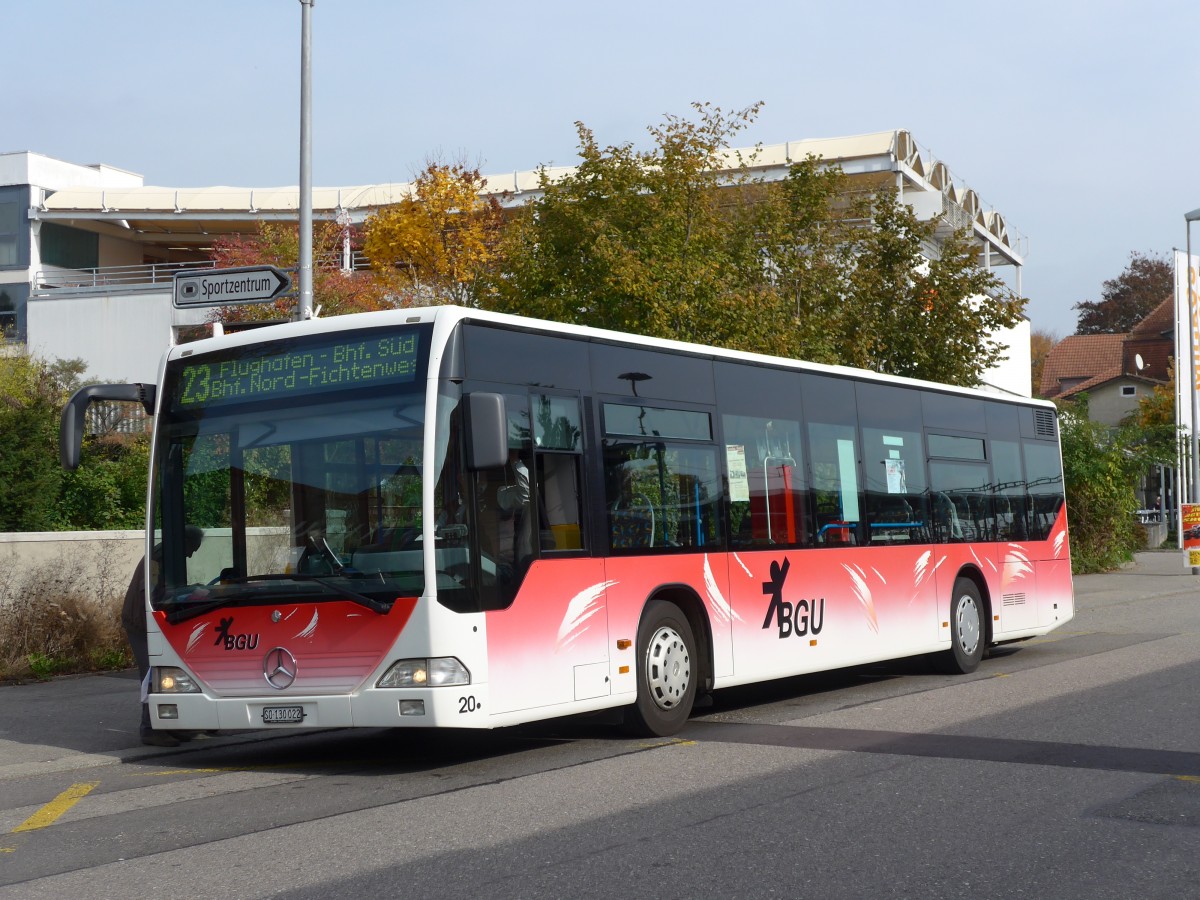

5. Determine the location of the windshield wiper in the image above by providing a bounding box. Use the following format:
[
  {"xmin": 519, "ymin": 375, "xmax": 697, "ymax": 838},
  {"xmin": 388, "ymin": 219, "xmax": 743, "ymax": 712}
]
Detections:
[{"xmin": 164, "ymin": 574, "xmax": 393, "ymax": 624}]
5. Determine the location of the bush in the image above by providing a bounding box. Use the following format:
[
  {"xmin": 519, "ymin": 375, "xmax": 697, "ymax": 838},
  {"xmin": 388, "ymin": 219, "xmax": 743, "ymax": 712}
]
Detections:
[
  {"xmin": 0, "ymin": 541, "xmax": 131, "ymax": 682},
  {"xmin": 1059, "ymin": 399, "xmax": 1156, "ymax": 574}
]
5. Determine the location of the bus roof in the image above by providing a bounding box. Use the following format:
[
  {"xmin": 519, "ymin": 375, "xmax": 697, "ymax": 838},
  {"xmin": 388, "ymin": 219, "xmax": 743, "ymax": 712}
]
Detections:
[{"xmin": 163, "ymin": 305, "xmax": 1052, "ymax": 410}]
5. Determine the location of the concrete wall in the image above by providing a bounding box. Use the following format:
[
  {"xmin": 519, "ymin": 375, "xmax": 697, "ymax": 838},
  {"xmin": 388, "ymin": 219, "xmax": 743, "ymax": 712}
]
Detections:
[
  {"xmin": 0, "ymin": 531, "xmax": 144, "ymax": 609},
  {"xmin": 981, "ymin": 317, "xmax": 1032, "ymax": 397},
  {"xmin": 26, "ymin": 289, "xmax": 200, "ymax": 382},
  {"xmin": 0, "ymin": 528, "xmax": 293, "ymax": 604},
  {"xmin": 1083, "ymin": 379, "xmax": 1142, "ymax": 427}
]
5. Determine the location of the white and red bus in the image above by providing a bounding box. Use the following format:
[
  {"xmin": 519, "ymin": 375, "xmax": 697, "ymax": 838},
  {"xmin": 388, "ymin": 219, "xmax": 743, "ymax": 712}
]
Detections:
[{"xmin": 61, "ymin": 306, "xmax": 1072, "ymax": 737}]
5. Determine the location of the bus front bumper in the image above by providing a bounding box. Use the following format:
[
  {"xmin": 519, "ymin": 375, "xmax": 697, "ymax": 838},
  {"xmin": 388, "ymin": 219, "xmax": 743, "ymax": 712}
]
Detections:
[{"xmin": 148, "ymin": 685, "xmax": 491, "ymax": 731}]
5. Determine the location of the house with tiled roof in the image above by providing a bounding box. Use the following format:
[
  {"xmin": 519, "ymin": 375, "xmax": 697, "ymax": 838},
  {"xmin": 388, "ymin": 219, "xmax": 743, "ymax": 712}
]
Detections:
[{"xmin": 1040, "ymin": 298, "xmax": 1173, "ymax": 427}]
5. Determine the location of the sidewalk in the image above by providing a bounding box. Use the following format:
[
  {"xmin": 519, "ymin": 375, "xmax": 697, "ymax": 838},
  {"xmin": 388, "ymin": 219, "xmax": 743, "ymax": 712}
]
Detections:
[{"xmin": 1072, "ymin": 550, "xmax": 1200, "ymax": 605}]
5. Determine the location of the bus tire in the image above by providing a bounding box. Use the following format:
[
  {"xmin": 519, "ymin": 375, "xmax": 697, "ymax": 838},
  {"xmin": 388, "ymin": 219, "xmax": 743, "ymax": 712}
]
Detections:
[
  {"xmin": 623, "ymin": 599, "xmax": 697, "ymax": 737},
  {"xmin": 932, "ymin": 577, "xmax": 985, "ymax": 674}
]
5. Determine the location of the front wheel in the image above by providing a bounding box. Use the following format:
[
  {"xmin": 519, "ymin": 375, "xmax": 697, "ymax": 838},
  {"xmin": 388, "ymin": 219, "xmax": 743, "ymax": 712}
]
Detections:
[
  {"xmin": 931, "ymin": 577, "xmax": 985, "ymax": 674},
  {"xmin": 623, "ymin": 599, "xmax": 697, "ymax": 737}
]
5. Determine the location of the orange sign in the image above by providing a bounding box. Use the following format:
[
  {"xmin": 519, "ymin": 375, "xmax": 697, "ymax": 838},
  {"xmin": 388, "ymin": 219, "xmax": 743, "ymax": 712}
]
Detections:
[{"xmin": 1183, "ymin": 504, "xmax": 1200, "ymax": 568}]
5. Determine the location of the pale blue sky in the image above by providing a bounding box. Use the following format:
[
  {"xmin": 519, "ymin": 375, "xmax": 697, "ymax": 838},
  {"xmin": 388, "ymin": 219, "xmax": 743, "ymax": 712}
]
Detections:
[{"xmin": 6, "ymin": 0, "xmax": 1198, "ymax": 336}]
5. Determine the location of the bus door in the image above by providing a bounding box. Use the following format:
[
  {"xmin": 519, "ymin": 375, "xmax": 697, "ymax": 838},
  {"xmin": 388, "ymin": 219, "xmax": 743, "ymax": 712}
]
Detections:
[{"xmin": 475, "ymin": 391, "xmax": 612, "ymax": 716}]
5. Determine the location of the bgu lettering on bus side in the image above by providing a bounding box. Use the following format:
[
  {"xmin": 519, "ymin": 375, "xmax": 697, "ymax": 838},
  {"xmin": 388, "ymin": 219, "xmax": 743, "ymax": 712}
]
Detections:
[{"xmin": 761, "ymin": 558, "xmax": 825, "ymax": 640}]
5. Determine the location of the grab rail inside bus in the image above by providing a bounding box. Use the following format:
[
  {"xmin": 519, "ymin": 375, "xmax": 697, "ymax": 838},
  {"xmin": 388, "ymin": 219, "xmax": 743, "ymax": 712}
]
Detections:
[{"xmin": 60, "ymin": 382, "xmax": 157, "ymax": 470}]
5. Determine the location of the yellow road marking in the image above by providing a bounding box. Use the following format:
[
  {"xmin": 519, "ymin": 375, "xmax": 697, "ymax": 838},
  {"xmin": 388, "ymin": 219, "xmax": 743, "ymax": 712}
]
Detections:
[
  {"xmin": 1175, "ymin": 775, "xmax": 1200, "ymax": 783},
  {"xmin": 639, "ymin": 738, "xmax": 696, "ymax": 749},
  {"xmin": 12, "ymin": 782, "xmax": 99, "ymax": 833}
]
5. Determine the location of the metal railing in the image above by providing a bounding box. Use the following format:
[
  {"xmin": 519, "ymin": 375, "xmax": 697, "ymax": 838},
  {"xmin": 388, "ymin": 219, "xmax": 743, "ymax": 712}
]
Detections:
[
  {"xmin": 33, "ymin": 253, "xmax": 372, "ymax": 299},
  {"xmin": 32, "ymin": 260, "xmax": 215, "ymax": 296}
]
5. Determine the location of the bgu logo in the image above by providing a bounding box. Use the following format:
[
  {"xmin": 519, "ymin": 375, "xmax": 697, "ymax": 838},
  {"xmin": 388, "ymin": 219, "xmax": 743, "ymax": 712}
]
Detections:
[
  {"xmin": 214, "ymin": 616, "xmax": 261, "ymax": 651},
  {"xmin": 761, "ymin": 558, "xmax": 825, "ymax": 639}
]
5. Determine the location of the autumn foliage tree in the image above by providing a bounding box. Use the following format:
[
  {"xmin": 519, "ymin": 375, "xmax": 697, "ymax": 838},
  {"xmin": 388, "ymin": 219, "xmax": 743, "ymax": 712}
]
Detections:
[
  {"xmin": 1074, "ymin": 251, "xmax": 1172, "ymax": 335},
  {"xmin": 209, "ymin": 220, "xmax": 392, "ymax": 324},
  {"xmin": 362, "ymin": 161, "xmax": 505, "ymax": 307},
  {"xmin": 1030, "ymin": 328, "xmax": 1058, "ymax": 397}
]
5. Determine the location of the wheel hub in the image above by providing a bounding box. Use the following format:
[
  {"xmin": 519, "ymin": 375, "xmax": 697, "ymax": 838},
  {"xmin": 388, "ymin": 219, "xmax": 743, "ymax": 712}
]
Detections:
[
  {"xmin": 956, "ymin": 595, "xmax": 980, "ymax": 655},
  {"xmin": 646, "ymin": 625, "xmax": 691, "ymax": 710}
]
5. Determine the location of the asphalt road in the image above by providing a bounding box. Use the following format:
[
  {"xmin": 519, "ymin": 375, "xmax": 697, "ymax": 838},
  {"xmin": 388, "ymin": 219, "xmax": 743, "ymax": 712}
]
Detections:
[{"xmin": 1, "ymin": 551, "xmax": 1198, "ymax": 899}]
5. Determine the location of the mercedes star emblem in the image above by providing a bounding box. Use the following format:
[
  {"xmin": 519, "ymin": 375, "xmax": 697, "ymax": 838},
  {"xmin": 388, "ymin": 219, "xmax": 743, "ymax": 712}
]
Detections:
[{"xmin": 263, "ymin": 647, "xmax": 298, "ymax": 690}]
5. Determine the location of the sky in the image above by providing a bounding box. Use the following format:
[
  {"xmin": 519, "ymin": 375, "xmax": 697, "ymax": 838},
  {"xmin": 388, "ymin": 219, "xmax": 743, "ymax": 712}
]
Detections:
[{"xmin": 6, "ymin": 0, "xmax": 1199, "ymax": 338}]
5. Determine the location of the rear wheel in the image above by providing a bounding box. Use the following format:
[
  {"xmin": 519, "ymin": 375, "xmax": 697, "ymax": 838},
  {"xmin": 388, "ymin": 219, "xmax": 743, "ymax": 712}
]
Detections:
[
  {"xmin": 623, "ymin": 599, "xmax": 697, "ymax": 737},
  {"xmin": 932, "ymin": 577, "xmax": 985, "ymax": 674}
]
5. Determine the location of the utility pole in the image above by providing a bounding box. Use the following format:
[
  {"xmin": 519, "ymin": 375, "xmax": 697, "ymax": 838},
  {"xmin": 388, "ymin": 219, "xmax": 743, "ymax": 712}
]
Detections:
[{"xmin": 297, "ymin": 0, "xmax": 314, "ymax": 320}]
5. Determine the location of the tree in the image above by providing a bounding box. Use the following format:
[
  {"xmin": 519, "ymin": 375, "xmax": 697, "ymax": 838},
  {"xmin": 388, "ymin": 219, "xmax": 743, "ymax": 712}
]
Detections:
[
  {"xmin": 1030, "ymin": 328, "xmax": 1058, "ymax": 397},
  {"xmin": 0, "ymin": 352, "xmax": 154, "ymax": 532},
  {"xmin": 363, "ymin": 161, "xmax": 506, "ymax": 307},
  {"xmin": 487, "ymin": 103, "xmax": 1024, "ymax": 386},
  {"xmin": 0, "ymin": 354, "xmax": 66, "ymax": 531},
  {"xmin": 210, "ymin": 221, "xmax": 393, "ymax": 324},
  {"xmin": 486, "ymin": 102, "xmax": 804, "ymax": 356},
  {"xmin": 1074, "ymin": 251, "xmax": 1172, "ymax": 335},
  {"xmin": 839, "ymin": 191, "xmax": 1024, "ymax": 384}
]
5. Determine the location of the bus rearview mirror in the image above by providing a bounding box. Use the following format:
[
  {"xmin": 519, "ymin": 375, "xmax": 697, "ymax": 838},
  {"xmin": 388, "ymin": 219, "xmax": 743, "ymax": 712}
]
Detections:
[{"xmin": 465, "ymin": 392, "xmax": 507, "ymax": 470}]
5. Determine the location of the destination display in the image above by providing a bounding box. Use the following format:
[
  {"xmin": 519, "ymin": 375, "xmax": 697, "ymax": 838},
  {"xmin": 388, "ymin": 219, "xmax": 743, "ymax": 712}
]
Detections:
[{"xmin": 172, "ymin": 330, "xmax": 423, "ymax": 410}]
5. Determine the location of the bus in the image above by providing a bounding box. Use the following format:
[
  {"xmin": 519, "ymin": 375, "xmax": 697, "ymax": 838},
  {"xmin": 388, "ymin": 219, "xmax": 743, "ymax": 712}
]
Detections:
[{"xmin": 60, "ymin": 305, "xmax": 1072, "ymax": 737}]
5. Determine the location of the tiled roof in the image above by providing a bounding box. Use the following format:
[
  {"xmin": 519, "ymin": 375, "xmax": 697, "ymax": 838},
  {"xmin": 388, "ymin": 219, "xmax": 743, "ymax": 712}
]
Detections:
[
  {"xmin": 1130, "ymin": 297, "xmax": 1175, "ymax": 337},
  {"xmin": 1057, "ymin": 368, "xmax": 1161, "ymax": 399},
  {"xmin": 1040, "ymin": 333, "xmax": 1126, "ymax": 398}
]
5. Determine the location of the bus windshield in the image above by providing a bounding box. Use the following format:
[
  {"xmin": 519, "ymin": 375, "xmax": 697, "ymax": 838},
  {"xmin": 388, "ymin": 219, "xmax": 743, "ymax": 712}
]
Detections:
[{"xmin": 149, "ymin": 325, "xmax": 457, "ymax": 619}]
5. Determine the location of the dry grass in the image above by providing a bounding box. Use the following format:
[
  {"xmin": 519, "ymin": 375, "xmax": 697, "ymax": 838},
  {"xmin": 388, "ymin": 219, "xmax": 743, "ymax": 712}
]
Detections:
[{"xmin": 0, "ymin": 540, "xmax": 132, "ymax": 682}]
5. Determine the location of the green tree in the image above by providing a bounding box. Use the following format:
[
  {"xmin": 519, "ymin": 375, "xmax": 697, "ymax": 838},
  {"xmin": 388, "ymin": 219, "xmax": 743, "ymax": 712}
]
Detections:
[
  {"xmin": 0, "ymin": 352, "xmax": 153, "ymax": 532},
  {"xmin": 839, "ymin": 191, "xmax": 1024, "ymax": 384},
  {"xmin": 486, "ymin": 102, "xmax": 801, "ymax": 357},
  {"xmin": 488, "ymin": 103, "xmax": 1024, "ymax": 386},
  {"xmin": 1074, "ymin": 251, "xmax": 1172, "ymax": 335},
  {"xmin": 1060, "ymin": 392, "xmax": 1175, "ymax": 572},
  {"xmin": 0, "ymin": 354, "xmax": 65, "ymax": 531},
  {"xmin": 57, "ymin": 433, "xmax": 151, "ymax": 530}
]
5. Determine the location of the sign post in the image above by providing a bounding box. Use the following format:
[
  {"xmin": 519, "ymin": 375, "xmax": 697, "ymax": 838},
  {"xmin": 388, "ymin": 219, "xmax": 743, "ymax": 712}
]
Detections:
[{"xmin": 173, "ymin": 266, "xmax": 292, "ymax": 309}]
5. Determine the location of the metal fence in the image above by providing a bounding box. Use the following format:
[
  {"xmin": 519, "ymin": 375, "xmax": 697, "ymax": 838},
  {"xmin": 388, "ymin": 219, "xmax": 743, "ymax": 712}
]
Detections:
[
  {"xmin": 86, "ymin": 401, "xmax": 150, "ymax": 435},
  {"xmin": 32, "ymin": 260, "xmax": 215, "ymax": 296}
]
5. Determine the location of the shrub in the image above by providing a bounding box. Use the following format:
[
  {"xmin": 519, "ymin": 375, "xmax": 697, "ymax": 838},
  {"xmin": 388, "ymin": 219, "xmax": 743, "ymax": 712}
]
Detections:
[
  {"xmin": 0, "ymin": 541, "xmax": 131, "ymax": 682},
  {"xmin": 1059, "ymin": 396, "xmax": 1167, "ymax": 574}
]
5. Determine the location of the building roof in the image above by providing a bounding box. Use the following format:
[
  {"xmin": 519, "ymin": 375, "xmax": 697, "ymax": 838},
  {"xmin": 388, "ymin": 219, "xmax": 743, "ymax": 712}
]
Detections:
[
  {"xmin": 1130, "ymin": 296, "xmax": 1174, "ymax": 338},
  {"xmin": 32, "ymin": 129, "xmax": 1025, "ymax": 267},
  {"xmin": 1040, "ymin": 333, "xmax": 1127, "ymax": 398},
  {"xmin": 1041, "ymin": 296, "xmax": 1175, "ymax": 399}
]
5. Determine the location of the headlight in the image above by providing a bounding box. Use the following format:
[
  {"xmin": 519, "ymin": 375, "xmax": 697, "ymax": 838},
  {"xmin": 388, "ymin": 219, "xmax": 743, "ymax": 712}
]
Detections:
[
  {"xmin": 377, "ymin": 657, "xmax": 470, "ymax": 688},
  {"xmin": 153, "ymin": 667, "xmax": 202, "ymax": 693}
]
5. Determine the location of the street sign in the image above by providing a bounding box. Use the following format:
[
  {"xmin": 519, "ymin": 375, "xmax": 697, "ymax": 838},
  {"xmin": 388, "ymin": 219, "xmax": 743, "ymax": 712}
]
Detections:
[{"xmin": 173, "ymin": 266, "xmax": 292, "ymax": 309}]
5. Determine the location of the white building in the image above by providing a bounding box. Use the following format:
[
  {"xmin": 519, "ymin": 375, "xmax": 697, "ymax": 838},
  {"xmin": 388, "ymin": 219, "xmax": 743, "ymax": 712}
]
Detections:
[{"xmin": 13, "ymin": 130, "xmax": 1032, "ymax": 393}]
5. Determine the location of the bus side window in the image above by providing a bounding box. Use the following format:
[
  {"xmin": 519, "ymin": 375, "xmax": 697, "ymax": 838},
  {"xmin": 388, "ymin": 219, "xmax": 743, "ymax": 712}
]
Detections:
[
  {"xmin": 533, "ymin": 394, "xmax": 585, "ymax": 552},
  {"xmin": 537, "ymin": 454, "xmax": 583, "ymax": 550},
  {"xmin": 801, "ymin": 374, "xmax": 861, "ymax": 546},
  {"xmin": 808, "ymin": 424, "xmax": 862, "ymax": 546},
  {"xmin": 929, "ymin": 461, "xmax": 992, "ymax": 543},
  {"xmin": 722, "ymin": 414, "xmax": 806, "ymax": 548},
  {"xmin": 601, "ymin": 403, "xmax": 721, "ymax": 553},
  {"xmin": 1023, "ymin": 440, "xmax": 1064, "ymax": 541},
  {"xmin": 991, "ymin": 439, "xmax": 1028, "ymax": 541},
  {"xmin": 470, "ymin": 396, "xmax": 532, "ymax": 609}
]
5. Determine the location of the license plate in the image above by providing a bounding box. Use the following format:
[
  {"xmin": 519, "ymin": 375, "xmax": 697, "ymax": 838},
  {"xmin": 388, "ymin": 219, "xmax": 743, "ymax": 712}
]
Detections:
[{"xmin": 262, "ymin": 705, "xmax": 304, "ymax": 724}]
